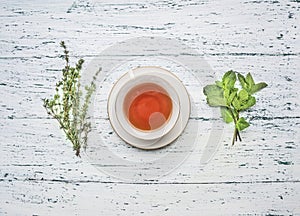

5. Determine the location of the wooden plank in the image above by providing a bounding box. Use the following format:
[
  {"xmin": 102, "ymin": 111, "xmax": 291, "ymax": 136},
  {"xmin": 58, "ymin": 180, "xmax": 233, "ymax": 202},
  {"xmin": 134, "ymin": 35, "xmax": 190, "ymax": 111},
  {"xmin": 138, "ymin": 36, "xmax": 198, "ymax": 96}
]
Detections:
[
  {"xmin": 0, "ymin": 118, "xmax": 298, "ymax": 183},
  {"xmin": 0, "ymin": 0, "xmax": 299, "ymax": 57},
  {"xmin": 0, "ymin": 55, "xmax": 299, "ymax": 119},
  {"xmin": 0, "ymin": 179, "xmax": 299, "ymax": 215}
]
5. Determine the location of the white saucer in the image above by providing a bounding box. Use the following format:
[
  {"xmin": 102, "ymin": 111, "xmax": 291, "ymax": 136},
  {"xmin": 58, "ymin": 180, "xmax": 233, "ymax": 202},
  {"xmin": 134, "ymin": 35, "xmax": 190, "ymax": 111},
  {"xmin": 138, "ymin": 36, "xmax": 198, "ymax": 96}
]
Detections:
[{"xmin": 107, "ymin": 66, "xmax": 191, "ymax": 150}]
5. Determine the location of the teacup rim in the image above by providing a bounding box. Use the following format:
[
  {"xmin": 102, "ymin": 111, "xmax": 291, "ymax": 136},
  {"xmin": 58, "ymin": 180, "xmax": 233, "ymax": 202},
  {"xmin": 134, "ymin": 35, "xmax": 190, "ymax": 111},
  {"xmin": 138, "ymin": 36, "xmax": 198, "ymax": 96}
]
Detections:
[{"xmin": 114, "ymin": 71, "xmax": 180, "ymax": 140}]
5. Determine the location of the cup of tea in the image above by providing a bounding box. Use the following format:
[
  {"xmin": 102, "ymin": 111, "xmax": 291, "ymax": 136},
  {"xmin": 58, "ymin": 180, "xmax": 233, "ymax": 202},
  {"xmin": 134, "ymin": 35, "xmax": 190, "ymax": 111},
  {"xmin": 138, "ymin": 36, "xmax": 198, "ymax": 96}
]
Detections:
[
  {"xmin": 115, "ymin": 73, "xmax": 180, "ymax": 140},
  {"xmin": 108, "ymin": 66, "xmax": 190, "ymax": 149}
]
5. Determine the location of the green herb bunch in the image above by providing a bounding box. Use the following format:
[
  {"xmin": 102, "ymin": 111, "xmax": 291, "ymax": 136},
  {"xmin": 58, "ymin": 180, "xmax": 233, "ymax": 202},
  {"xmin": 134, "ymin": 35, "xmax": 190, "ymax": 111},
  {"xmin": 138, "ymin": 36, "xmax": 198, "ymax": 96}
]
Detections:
[
  {"xmin": 43, "ymin": 41, "xmax": 99, "ymax": 157},
  {"xmin": 203, "ymin": 71, "xmax": 267, "ymax": 145}
]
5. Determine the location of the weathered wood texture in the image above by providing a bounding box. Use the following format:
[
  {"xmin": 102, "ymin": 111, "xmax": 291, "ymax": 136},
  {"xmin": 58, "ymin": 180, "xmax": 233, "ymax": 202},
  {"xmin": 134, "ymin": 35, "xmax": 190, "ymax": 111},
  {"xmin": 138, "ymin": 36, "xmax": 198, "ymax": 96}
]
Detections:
[{"xmin": 0, "ymin": 0, "xmax": 299, "ymax": 215}]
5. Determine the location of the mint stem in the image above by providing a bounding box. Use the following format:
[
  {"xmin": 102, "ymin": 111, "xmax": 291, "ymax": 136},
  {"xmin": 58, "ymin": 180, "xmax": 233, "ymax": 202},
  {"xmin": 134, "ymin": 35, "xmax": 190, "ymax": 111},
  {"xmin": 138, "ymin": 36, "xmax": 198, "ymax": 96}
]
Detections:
[
  {"xmin": 237, "ymin": 130, "xmax": 242, "ymax": 141},
  {"xmin": 233, "ymin": 127, "xmax": 242, "ymax": 145},
  {"xmin": 232, "ymin": 128, "xmax": 237, "ymax": 145},
  {"xmin": 236, "ymin": 111, "xmax": 242, "ymax": 142},
  {"xmin": 228, "ymin": 108, "xmax": 242, "ymax": 145}
]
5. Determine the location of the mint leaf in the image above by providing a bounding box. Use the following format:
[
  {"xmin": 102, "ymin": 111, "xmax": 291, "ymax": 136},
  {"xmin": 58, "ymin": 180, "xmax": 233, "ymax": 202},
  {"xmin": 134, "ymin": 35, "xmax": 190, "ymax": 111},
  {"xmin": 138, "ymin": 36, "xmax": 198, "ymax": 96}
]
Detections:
[
  {"xmin": 232, "ymin": 97, "xmax": 241, "ymax": 111},
  {"xmin": 203, "ymin": 84, "xmax": 227, "ymax": 107},
  {"xmin": 238, "ymin": 89, "xmax": 249, "ymax": 101},
  {"xmin": 224, "ymin": 89, "xmax": 230, "ymax": 100},
  {"xmin": 222, "ymin": 70, "xmax": 236, "ymax": 89},
  {"xmin": 233, "ymin": 91, "xmax": 256, "ymax": 111},
  {"xmin": 215, "ymin": 80, "xmax": 223, "ymax": 88},
  {"xmin": 236, "ymin": 117, "xmax": 250, "ymax": 131},
  {"xmin": 239, "ymin": 72, "xmax": 267, "ymax": 95},
  {"xmin": 246, "ymin": 73, "xmax": 255, "ymax": 89},
  {"xmin": 250, "ymin": 82, "xmax": 268, "ymax": 94},
  {"xmin": 228, "ymin": 88, "xmax": 238, "ymax": 104},
  {"xmin": 224, "ymin": 88, "xmax": 238, "ymax": 104},
  {"xmin": 222, "ymin": 71, "xmax": 234, "ymax": 81},
  {"xmin": 207, "ymin": 97, "xmax": 227, "ymax": 107},
  {"xmin": 240, "ymin": 96, "xmax": 256, "ymax": 110},
  {"xmin": 221, "ymin": 107, "xmax": 234, "ymax": 123},
  {"xmin": 203, "ymin": 84, "xmax": 222, "ymax": 96},
  {"xmin": 237, "ymin": 73, "xmax": 248, "ymax": 91}
]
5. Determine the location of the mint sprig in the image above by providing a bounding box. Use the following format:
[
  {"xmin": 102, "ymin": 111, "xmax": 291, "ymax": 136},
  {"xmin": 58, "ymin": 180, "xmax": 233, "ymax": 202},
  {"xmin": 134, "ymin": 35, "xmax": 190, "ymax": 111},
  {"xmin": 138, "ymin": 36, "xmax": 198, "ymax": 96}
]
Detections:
[{"xmin": 203, "ymin": 70, "xmax": 267, "ymax": 145}]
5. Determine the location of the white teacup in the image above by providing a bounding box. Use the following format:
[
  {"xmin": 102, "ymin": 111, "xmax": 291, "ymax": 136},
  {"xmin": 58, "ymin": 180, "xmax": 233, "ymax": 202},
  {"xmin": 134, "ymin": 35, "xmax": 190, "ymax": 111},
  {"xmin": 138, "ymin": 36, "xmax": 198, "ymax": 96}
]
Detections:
[{"xmin": 115, "ymin": 73, "xmax": 180, "ymax": 140}]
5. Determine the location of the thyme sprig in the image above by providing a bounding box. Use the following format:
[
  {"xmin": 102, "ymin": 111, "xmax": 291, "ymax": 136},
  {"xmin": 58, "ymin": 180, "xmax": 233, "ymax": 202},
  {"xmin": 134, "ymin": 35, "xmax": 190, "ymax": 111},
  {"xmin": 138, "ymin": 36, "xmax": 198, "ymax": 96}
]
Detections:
[{"xmin": 43, "ymin": 41, "xmax": 99, "ymax": 156}]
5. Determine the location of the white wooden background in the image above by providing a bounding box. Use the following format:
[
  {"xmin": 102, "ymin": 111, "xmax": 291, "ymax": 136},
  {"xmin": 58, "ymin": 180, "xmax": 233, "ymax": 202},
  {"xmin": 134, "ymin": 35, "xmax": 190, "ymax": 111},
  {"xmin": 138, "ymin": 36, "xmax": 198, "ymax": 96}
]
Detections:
[{"xmin": 0, "ymin": 0, "xmax": 299, "ymax": 215}]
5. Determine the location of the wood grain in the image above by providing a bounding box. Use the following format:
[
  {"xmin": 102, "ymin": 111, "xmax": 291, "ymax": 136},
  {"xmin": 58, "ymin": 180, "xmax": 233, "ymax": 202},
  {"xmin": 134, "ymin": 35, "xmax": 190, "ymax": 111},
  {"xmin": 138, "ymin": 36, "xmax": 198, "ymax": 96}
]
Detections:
[{"xmin": 0, "ymin": 0, "xmax": 299, "ymax": 215}]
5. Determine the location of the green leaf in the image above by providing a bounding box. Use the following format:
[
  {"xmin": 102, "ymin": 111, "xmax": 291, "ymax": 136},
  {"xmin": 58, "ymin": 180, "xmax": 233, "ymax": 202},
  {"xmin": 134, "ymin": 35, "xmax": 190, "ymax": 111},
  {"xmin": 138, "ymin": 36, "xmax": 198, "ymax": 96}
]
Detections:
[
  {"xmin": 223, "ymin": 89, "xmax": 230, "ymax": 100},
  {"xmin": 223, "ymin": 70, "xmax": 236, "ymax": 81},
  {"xmin": 236, "ymin": 117, "xmax": 250, "ymax": 131},
  {"xmin": 222, "ymin": 70, "xmax": 236, "ymax": 89},
  {"xmin": 250, "ymin": 82, "xmax": 268, "ymax": 94},
  {"xmin": 215, "ymin": 80, "xmax": 223, "ymax": 88},
  {"xmin": 233, "ymin": 89, "xmax": 256, "ymax": 111},
  {"xmin": 246, "ymin": 73, "xmax": 255, "ymax": 89},
  {"xmin": 223, "ymin": 86, "xmax": 238, "ymax": 106},
  {"xmin": 232, "ymin": 97, "xmax": 241, "ymax": 111},
  {"xmin": 207, "ymin": 97, "xmax": 227, "ymax": 107},
  {"xmin": 238, "ymin": 89, "xmax": 249, "ymax": 101},
  {"xmin": 221, "ymin": 107, "xmax": 234, "ymax": 123},
  {"xmin": 203, "ymin": 84, "xmax": 227, "ymax": 107},
  {"xmin": 203, "ymin": 84, "xmax": 222, "ymax": 97},
  {"xmin": 240, "ymin": 96, "xmax": 256, "ymax": 110},
  {"xmin": 228, "ymin": 88, "xmax": 238, "ymax": 104},
  {"xmin": 237, "ymin": 73, "xmax": 248, "ymax": 91}
]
